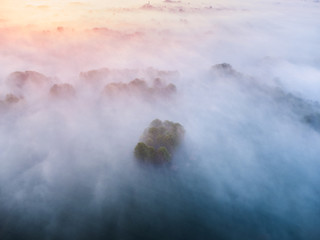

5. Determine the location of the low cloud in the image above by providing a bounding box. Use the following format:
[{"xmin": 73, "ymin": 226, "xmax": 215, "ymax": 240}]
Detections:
[{"xmin": 0, "ymin": 1, "xmax": 320, "ymax": 239}]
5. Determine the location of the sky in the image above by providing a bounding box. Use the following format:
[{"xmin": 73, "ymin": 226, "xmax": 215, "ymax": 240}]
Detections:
[
  {"xmin": 0, "ymin": 0, "xmax": 205, "ymax": 28},
  {"xmin": 0, "ymin": 0, "xmax": 284, "ymax": 29}
]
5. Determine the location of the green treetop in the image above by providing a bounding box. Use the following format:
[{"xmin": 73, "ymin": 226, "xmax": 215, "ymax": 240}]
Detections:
[{"xmin": 134, "ymin": 119, "xmax": 184, "ymax": 164}]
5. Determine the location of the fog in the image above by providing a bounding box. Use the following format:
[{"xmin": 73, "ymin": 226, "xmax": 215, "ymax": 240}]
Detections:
[{"xmin": 1, "ymin": 0, "xmax": 320, "ymax": 239}]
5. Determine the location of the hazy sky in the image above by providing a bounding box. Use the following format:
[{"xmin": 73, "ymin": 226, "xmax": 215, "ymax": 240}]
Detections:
[{"xmin": 0, "ymin": 0, "xmax": 233, "ymax": 29}]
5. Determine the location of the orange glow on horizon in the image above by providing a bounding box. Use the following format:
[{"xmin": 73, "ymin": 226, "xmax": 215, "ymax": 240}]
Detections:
[{"xmin": 0, "ymin": 0, "xmax": 164, "ymax": 30}]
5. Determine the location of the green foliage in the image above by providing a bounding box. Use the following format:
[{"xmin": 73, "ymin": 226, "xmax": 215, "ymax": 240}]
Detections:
[
  {"xmin": 134, "ymin": 142, "xmax": 156, "ymax": 162},
  {"xmin": 134, "ymin": 142, "xmax": 149, "ymax": 160},
  {"xmin": 134, "ymin": 119, "xmax": 184, "ymax": 164},
  {"xmin": 150, "ymin": 119, "xmax": 162, "ymax": 128},
  {"xmin": 157, "ymin": 147, "xmax": 171, "ymax": 162}
]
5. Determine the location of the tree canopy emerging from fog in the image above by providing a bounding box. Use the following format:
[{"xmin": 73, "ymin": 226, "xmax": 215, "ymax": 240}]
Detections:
[
  {"xmin": 50, "ymin": 83, "xmax": 76, "ymax": 98},
  {"xmin": 104, "ymin": 78, "xmax": 177, "ymax": 100},
  {"xmin": 134, "ymin": 119, "xmax": 185, "ymax": 164}
]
